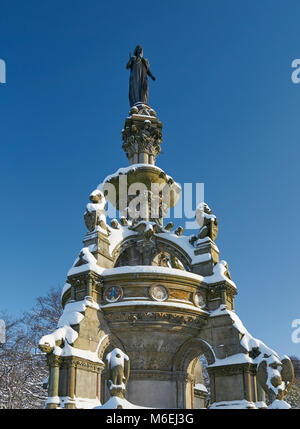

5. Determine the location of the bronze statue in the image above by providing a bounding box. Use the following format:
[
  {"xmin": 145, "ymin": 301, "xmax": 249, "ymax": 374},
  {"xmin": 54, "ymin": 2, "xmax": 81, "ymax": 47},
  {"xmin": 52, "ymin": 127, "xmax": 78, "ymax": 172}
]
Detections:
[{"xmin": 126, "ymin": 45, "xmax": 156, "ymax": 107}]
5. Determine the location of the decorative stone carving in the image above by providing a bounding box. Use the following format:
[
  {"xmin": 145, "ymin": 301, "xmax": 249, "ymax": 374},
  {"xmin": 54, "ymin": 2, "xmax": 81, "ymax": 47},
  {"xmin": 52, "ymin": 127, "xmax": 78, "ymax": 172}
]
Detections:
[
  {"xmin": 110, "ymin": 219, "xmax": 120, "ymax": 229},
  {"xmin": 122, "ymin": 105, "xmax": 163, "ymax": 165},
  {"xmin": 120, "ymin": 216, "xmax": 128, "ymax": 226},
  {"xmin": 164, "ymin": 222, "xmax": 174, "ymax": 231},
  {"xmin": 84, "ymin": 189, "xmax": 110, "ymax": 234},
  {"xmin": 154, "ymin": 251, "xmax": 170, "ymax": 267},
  {"xmin": 256, "ymin": 355, "xmax": 294, "ymax": 403},
  {"xmin": 106, "ymin": 348, "xmax": 130, "ymax": 398},
  {"xmin": 149, "ymin": 285, "xmax": 168, "ymax": 302},
  {"xmin": 104, "ymin": 286, "xmax": 123, "ymax": 303},
  {"xmin": 193, "ymin": 291, "xmax": 206, "ymax": 309},
  {"xmin": 170, "ymin": 255, "xmax": 185, "ymax": 270},
  {"xmin": 103, "ymin": 311, "xmax": 206, "ymax": 329},
  {"xmin": 195, "ymin": 202, "xmax": 218, "ymax": 242}
]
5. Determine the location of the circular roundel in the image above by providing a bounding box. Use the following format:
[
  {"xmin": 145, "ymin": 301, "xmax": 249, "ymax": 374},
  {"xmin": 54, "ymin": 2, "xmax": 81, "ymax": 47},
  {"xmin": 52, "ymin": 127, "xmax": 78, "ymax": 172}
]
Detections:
[
  {"xmin": 149, "ymin": 285, "xmax": 168, "ymax": 302},
  {"xmin": 104, "ymin": 286, "xmax": 123, "ymax": 303},
  {"xmin": 193, "ymin": 291, "xmax": 206, "ymax": 309}
]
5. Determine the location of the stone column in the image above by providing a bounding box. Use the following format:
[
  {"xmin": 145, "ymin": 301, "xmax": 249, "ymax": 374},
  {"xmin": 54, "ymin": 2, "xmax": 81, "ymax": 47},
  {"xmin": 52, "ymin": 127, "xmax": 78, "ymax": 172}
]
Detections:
[
  {"xmin": 97, "ymin": 372, "xmax": 101, "ymax": 401},
  {"xmin": 64, "ymin": 364, "xmax": 76, "ymax": 409},
  {"xmin": 139, "ymin": 152, "xmax": 148, "ymax": 163},
  {"xmin": 257, "ymin": 382, "xmax": 266, "ymax": 404},
  {"xmin": 46, "ymin": 357, "xmax": 60, "ymax": 409}
]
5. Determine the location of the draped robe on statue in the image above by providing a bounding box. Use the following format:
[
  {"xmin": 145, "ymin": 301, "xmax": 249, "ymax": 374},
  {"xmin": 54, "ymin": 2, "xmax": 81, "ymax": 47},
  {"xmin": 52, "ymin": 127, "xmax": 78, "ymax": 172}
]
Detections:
[{"xmin": 127, "ymin": 56, "xmax": 150, "ymax": 107}]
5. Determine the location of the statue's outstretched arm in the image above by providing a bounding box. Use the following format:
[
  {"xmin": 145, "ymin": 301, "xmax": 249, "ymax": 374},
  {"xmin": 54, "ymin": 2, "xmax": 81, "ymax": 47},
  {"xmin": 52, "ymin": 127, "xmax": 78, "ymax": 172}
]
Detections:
[{"xmin": 147, "ymin": 69, "xmax": 156, "ymax": 81}]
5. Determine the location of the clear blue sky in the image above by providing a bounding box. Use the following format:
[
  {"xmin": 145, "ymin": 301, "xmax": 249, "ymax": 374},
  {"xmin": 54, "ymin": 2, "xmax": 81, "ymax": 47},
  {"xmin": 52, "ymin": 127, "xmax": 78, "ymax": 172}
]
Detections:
[{"xmin": 1, "ymin": 0, "xmax": 300, "ymax": 357}]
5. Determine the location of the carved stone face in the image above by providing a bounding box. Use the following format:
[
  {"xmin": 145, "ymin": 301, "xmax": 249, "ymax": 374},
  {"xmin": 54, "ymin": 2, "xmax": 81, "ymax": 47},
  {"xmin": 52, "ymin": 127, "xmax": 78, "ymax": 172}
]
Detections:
[
  {"xmin": 144, "ymin": 120, "xmax": 151, "ymax": 130},
  {"xmin": 90, "ymin": 193, "xmax": 102, "ymax": 203},
  {"xmin": 203, "ymin": 203, "xmax": 212, "ymax": 214}
]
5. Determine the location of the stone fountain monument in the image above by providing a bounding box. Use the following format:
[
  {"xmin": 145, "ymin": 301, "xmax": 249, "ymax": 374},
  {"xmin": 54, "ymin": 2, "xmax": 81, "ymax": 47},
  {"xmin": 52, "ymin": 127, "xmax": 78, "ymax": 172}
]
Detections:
[{"xmin": 39, "ymin": 46, "xmax": 294, "ymax": 409}]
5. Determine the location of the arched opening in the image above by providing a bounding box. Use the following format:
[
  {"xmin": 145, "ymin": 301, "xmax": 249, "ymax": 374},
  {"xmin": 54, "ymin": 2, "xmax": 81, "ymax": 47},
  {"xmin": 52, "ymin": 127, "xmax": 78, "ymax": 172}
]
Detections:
[
  {"xmin": 190, "ymin": 355, "xmax": 210, "ymax": 408},
  {"xmin": 173, "ymin": 337, "xmax": 215, "ymax": 409},
  {"xmin": 113, "ymin": 243, "xmax": 190, "ymax": 270}
]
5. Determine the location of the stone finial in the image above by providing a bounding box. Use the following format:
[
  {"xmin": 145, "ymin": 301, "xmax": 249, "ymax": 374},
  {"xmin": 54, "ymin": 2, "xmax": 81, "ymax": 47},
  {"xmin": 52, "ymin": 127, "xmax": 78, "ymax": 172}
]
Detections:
[
  {"xmin": 110, "ymin": 219, "xmax": 120, "ymax": 229},
  {"xmin": 164, "ymin": 222, "xmax": 174, "ymax": 231},
  {"xmin": 106, "ymin": 348, "xmax": 130, "ymax": 399},
  {"xmin": 175, "ymin": 226, "xmax": 184, "ymax": 236}
]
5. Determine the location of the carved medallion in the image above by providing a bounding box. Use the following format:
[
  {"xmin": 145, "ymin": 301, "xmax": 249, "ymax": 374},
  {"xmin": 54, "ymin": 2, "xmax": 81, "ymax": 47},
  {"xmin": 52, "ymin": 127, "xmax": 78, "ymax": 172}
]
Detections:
[
  {"xmin": 149, "ymin": 285, "xmax": 168, "ymax": 302},
  {"xmin": 104, "ymin": 286, "xmax": 123, "ymax": 303},
  {"xmin": 193, "ymin": 291, "xmax": 206, "ymax": 309}
]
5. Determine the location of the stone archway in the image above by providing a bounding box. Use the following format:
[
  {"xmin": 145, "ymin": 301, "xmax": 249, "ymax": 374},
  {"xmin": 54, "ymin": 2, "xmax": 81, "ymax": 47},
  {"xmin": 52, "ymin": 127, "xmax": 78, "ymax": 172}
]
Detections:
[
  {"xmin": 173, "ymin": 337, "xmax": 215, "ymax": 409},
  {"xmin": 113, "ymin": 235, "xmax": 192, "ymax": 270}
]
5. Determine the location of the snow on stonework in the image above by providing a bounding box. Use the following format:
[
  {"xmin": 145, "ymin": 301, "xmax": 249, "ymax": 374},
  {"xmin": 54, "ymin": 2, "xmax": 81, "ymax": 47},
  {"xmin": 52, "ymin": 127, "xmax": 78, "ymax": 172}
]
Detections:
[
  {"xmin": 209, "ymin": 304, "xmax": 293, "ymax": 408},
  {"xmin": 68, "ymin": 247, "xmax": 104, "ymax": 276},
  {"xmin": 46, "ymin": 396, "xmax": 102, "ymax": 409},
  {"xmin": 268, "ymin": 399, "xmax": 291, "ymax": 409},
  {"xmin": 209, "ymin": 399, "xmax": 257, "ymax": 409},
  {"xmin": 195, "ymin": 202, "xmax": 216, "ymax": 227},
  {"xmin": 61, "ymin": 282, "xmax": 71, "ymax": 298},
  {"xmin": 106, "ymin": 348, "xmax": 129, "ymax": 369},
  {"xmin": 107, "ymin": 224, "xmax": 137, "ymax": 256},
  {"xmin": 95, "ymin": 396, "xmax": 149, "ymax": 409},
  {"xmin": 39, "ymin": 298, "xmax": 103, "ymax": 363},
  {"xmin": 205, "ymin": 260, "xmax": 236, "ymax": 288},
  {"xmin": 99, "ymin": 163, "xmax": 181, "ymax": 191},
  {"xmin": 194, "ymin": 383, "xmax": 208, "ymax": 393},
  {"xmin": 156, "ymin": 230, "xmax": 213, "ymax": 266}
]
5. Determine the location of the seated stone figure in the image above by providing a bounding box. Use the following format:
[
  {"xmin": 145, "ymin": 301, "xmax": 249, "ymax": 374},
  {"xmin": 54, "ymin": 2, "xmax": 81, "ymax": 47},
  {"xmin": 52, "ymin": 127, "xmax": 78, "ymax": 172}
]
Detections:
[
  {"xmin": 84, "ymin": 189, "xmax": 110, "ymax": 234},
  {"xmin": 195, "ymin": 202, "xmax": 218, "ymax": 241}
]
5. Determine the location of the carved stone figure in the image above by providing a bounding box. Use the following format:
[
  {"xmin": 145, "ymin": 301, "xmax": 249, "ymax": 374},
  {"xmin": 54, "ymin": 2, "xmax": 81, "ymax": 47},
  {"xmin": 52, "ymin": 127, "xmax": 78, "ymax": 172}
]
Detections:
[
  {"xmin": 110, "ymin": 219, "xmax": 120, "ymax": 229},
  {"xmin": 120, "ymin": 216, "xmax": 128, "ymax": 226},
  {"xmin": 106, "ymin": 348, "xmax": 130, "ymax": 398},
  {"xmin": 126, "ymin": 45, "xmax": 155, "ymax": 107},
  {"xmin": 170, "ymin": 255, "xmax": 185, "ymax": 270},
  {"xmin": 157, "ymin": 252, "xmax": 170, "ymax": 267},
  {"xmin": 84, "ymin": 189, "xmax": 110, "ymax": 234},
  {"xmin": 164, "ymin": 222, "xmax": 174, "ymax": 231},
  {"xmin": 196, "ymin": 202, "xmax": 218, "ymax": 241},
  {"xmin": 256, "ymin": 355, "xmax": 294, "ymax": 403},
  {"xmin": 175, "ymin": 226, "xmax": 184, "ymax": 236}
]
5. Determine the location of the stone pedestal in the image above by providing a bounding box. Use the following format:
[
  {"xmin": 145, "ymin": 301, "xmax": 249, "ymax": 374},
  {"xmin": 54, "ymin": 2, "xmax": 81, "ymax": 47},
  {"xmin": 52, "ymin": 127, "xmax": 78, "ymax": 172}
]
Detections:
[{"xmin": 122, "ymin": 103, "xmax": 162, "ymax": 166}]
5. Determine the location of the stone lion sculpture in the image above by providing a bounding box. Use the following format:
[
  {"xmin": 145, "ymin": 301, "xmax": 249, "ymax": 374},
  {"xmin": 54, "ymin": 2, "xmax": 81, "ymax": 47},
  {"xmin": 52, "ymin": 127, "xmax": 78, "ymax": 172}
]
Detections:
[
  {"xmin": 195, "ymin": 202, "xmax": 218, "ymax": 241},
  {"xmin": 84, "ymin": 189, "xmax": 110, "ymax": 234},
  {"xmin": 106, "ymin": 348, "xmax": 130, "ymax": 398}
]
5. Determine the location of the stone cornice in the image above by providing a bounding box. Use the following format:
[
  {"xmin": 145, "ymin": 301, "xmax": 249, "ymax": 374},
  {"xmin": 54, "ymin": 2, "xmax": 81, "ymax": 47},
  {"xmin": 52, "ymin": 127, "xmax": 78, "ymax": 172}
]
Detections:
[{"xmin": 208, "ymin": 362, "xmax": 257, "ymax": 376}]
